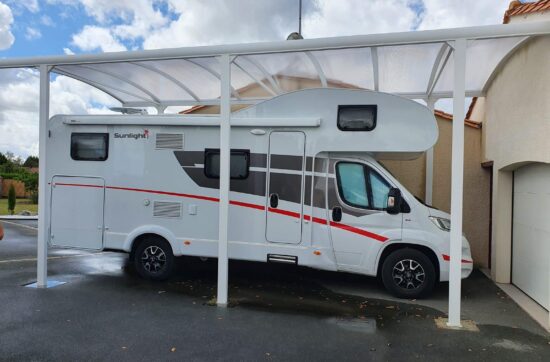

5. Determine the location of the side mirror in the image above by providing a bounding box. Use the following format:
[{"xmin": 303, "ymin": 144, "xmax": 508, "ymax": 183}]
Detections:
[{"xmin": 387, "ymin": 188, "xmax": 402, "ymax": 215}]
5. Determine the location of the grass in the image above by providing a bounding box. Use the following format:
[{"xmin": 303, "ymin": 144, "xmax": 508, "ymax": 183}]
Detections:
[{"xmin": 0, "ymin": 198, "xmax": 38, "ymax": 216}]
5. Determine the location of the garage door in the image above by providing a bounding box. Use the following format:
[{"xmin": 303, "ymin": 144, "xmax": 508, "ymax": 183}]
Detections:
[{"xmin": 513, "ymin": 164, "xmax": 550, "ymax": 310}]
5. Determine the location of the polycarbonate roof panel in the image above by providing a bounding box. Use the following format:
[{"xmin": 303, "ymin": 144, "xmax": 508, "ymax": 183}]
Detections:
[
  {"xmin": 49, "ymin": 35, "xmax": 529, "ymax": 108},
  {"xmin": 311, "ymin": 47, "xmax": 375, "ymax": 90}
]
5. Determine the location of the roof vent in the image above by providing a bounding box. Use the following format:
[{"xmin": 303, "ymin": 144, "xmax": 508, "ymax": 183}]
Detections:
[{"xmin": 156, "ymin": 133, "xmax": 184, "ymax": 150}]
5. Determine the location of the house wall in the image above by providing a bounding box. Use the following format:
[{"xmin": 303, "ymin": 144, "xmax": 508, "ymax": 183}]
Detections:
[
  {"xmin": 384, "ymin": 116, "xmax": 491, "ymax": 267},
  {"xmin": 482, "ymin": 35, "xmax": 550, "ymax": 283}
]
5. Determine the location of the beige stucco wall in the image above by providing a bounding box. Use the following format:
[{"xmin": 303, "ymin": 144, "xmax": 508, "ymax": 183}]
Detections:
[
  {"xmin": 384, "ymin": 116, "xmax": 491, "ymax": 267},
  {"xmin": 482, "ymin": 35, "xmax": 550, "ymax": 282}
]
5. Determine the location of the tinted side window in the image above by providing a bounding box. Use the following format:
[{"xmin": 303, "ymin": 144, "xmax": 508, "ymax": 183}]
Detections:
[
  {"xmin": 71, "ymin": 133, "xmax": 109, "ymax": 161},
  {"xmin": 369, "ymin": 169, "xmax": 391, "ymax": 210},
  {"xmin": 336, "ymin": 162, "xmax": 392, "ymax": 211},
  {"xmin": 204, "ymin": 149, "xmax": 250, "ymax": 179},
  {"xmin": 335, "ymin": 162, "xmax": 370, "ymax": 208},
  {"xmin": 337, "ymin": 105, "xmax": 377, "ymax": 131}
]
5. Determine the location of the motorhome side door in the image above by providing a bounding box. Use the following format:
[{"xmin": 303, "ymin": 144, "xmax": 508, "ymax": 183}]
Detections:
[
  {"xmin": 266, "ymin": 131, "xmax": 306, "ymax": 244},
  {"xmin": 327, "ymin": 159, "xmax": 403, "ymax": 270},
  {"xmin": 50, "ymin": 176, "xmax": 105, "ymax": 250}
]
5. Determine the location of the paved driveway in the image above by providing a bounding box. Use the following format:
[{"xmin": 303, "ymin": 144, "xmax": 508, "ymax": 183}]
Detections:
[{"xmin": 0, "ymin": 220, "xmax": 548, "ymax": 361}]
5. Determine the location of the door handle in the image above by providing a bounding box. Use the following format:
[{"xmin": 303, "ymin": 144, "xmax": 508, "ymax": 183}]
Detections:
[
  {"xmin": 332, "ymin": 206, "xmax": 342, "ymax": 222},
  {"xmin": 269, "ymin": 193, "xmax": 279, "ymax": 208}
]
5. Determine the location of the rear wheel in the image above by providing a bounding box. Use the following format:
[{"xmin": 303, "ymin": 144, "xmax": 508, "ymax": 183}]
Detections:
[
  {"xmin": 381, "ymin": 248, "xmax": 436, "ymax": 299},
  {"xmin": 133, "ymin": 237, "xmax": 174, "ymax": 281}
]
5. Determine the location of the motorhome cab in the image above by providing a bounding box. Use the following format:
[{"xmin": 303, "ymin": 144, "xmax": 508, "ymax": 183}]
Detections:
[{"xmin": 46, "ymin": 88, "xmax": 473, "ymax": 298}]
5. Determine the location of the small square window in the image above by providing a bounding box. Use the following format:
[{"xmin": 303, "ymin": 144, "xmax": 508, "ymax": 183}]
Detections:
[
  {"xmin": 71, "ymin": 133, "xmax": 109, "ymax": 161},
  {"xmin": 337, "ymin": 105, "xmax": 377, "ymax": 131},
  {"xmin": 204, "ymin": 149, "xmax": 250, "ymax": 179}
]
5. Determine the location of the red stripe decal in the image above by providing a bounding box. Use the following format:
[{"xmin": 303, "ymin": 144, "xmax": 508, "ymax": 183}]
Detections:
[
  {"xmin": 106, "ymin": 186, "xmax": 220, "ymax": 202},
  {"xmin": 442, "ymin": 254, "xmax": 473, "ymax": 264},
  {"xmin": 230, "ymin": 200, "xmax": 265, "ymax": 211},
  {"xmin": 54, "ymin": 182, "xmax": 387, "ymax": 242},
  {"xmin": 329, "ymin": 221, "xmax": 389, "ymax": 242},
  {"xmin": 54, "ymin": 183, "xmax": 103, "ymax": 188},
  {"xmin": 268, "ymin": 207, "xmax": 301, "ymax": 219}
]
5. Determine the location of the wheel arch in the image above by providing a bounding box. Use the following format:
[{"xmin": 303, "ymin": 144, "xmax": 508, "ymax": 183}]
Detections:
[
  {"xmin": 123, "ymin": 225, "xmax": 178, "ymax": 256},
  {"xmin": 376, "ymin": 242, "xmax": 440, "ymax": 281}
]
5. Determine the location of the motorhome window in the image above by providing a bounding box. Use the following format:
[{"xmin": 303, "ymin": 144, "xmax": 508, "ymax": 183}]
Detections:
[
  {"xmin": 368, "ymin": 169, "xmax": 391, "ymax": 209},
  {"xmin": 337, "ymin": 105, "xmax": 377, "ymax": 131},
  {"xmin": 335, "ymin": 162, "xmax": 370, "ymax": 208},
  {"xmin": 204, "ymin": 149, "xmax": 250, "ymax": 179},
  {"xmin": 70, "ymin": 133, "xmax": 109, "ymax": 161}
]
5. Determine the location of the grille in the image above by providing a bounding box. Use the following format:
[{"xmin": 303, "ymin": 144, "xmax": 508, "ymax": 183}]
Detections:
[
  {"xmin": 153, "ymin": 201, "xmax": 182, "ymax": 218},
  {"xmin": 156, "ymin": 133, "xmax": 183, "ymax": 149}
]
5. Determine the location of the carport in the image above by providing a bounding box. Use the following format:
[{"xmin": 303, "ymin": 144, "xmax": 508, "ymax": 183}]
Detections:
[{"xmin": 0, "ymin": 20, "xmax": 548, "ymax": 327}]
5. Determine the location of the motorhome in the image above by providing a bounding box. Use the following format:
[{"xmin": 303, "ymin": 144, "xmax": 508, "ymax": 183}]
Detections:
[{"xmin": 46, "ymin": 88, "xmax": 473, "ymax": 298}]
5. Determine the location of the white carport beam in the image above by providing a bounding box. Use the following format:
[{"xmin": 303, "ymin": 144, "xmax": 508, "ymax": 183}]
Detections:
[
  {"xmin": 427, "ymin": 44, "xmax": 453, "ymax": 98},
  {"xmin": 448, "ymin": 38, "xmax": 467, "ymax": 328},
  {"xmin": 75, "ymin": 64, "xmax": 162, "ymax": 104},
  {"xmin": 0, "ymin": 22, "xmax": 548, "ymax": 69},
  {"xmin": 184, "ymin": 59, "xmax": 241, "ymax": 100},
  {"xmin": 217, "ymin": 54, "xmax": 231, "ymax": 306},
  {"xmin": 54, "ymin": 68, "xmax": 153, "ymax": 105},
  {"xmin": 232, "ymin": 60, "xmax": 278, "ymax": 97},
  {"xmin": 426, "ymin": 43, "xmax": 449, "ymax": 95},
  {"xmin": 425, "ymin": 98, "xmax": 436, "ymax": 205},
  {"xmin": 371, "ymin": 47, "xmax": 379, "ymax": 91},
  {"xmin": 241, "ymin": 56, "xmax": 282, "ymax": 94},
  {"xmin": 130, "ymin": 62, "xmax": 200, "ymax": 101},
  {"xmin": 37, "ymin": 64, "xmax": 50, "ymax": 288},
  {"xmin": 305, "ymin": 52, "xmax": 327, "ymax": 87}
]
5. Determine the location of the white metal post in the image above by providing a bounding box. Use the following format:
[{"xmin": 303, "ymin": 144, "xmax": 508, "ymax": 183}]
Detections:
[
  {"xmin": 425, "ymin": 98, "xmax": 436, "ymax": 205},
  {"xmin": 448, "ymin": 38, "xmax": 466, "ymax": 327},
  {"xmin": 217, "ymin": 54, "xmax": 231, "ymax": 306},
  {"xmin": 37, "ymin": 64, "xmax": 50, "ymax": 288}
]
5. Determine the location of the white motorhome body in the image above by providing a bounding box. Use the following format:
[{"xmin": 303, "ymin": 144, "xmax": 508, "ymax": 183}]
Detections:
[{"xmin": 46, "ymin": 88, "xmax": 473, "ymax": 297}]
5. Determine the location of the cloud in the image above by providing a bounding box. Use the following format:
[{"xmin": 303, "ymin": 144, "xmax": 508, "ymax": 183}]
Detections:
[
  {"xmin": 72, "ymin": 25, "xmax": 126, "ymax": 52},
  {"xmin": 63, "ymin": 47, "xmax": 75, "ymax": 55},
  {"xmin": 24, "ymin": 26, "xmax": 41, "ymax": 40},
  {"xmin": 0, "ymin": 1, "xmax": 14, "ymax": 50},
  {"xmin": 0, "ymin": 69, "xmax": 120, "ymax": 158},
  {"xmin": 418, "ymin": 0, "xmax": 511, "ymax": 30},
  {"xmin": 303, "ymin": 0, "xmax": 417, "ymax": 38},
  {"xmin": 4, "ymin": 0, "xmax": 38, "ymax": 14},
  {"xmin": 0, "ymin": 0, "xmax": 517, "ymax": 158},
  {"xmin": 41, "ymin": 15, "xmax": 54, "ymax": 26},
  {"xmin": 144, "ymin": 0, "xmax": 303, "ymax": 49}
]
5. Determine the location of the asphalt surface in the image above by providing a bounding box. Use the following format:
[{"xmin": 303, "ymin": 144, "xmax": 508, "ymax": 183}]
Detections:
[{"xmin": 0, "ymin": 220, "xmax": 549, "ymax": 361}]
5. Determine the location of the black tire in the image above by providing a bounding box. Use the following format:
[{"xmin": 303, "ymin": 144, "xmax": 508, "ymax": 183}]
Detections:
[
  {"xmin": 381, "ymin": 248, "xmax": 436, "ymax": 299},
  {"xmin": 133, "ymin": 237, "xmax": 174, "ymax": 281}
]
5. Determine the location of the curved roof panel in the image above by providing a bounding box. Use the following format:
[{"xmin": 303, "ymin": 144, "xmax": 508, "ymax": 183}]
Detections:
[{"xmin": 0, "ymin": 21, "xmax": 547, "ymax": 109}]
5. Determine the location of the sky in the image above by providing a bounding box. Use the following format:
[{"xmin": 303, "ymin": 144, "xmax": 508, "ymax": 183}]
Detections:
[{"xmin": 0, "ymin": 0, "xmax": 513, "ymax": 159}]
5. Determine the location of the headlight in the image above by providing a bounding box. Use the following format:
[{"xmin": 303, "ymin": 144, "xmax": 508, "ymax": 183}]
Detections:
[{"xmin": 429, "ymin": 216, "xmax": 451, "ymax": 231}]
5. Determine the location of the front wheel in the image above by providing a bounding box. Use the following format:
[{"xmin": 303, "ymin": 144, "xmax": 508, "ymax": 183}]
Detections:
[
  {"xmin": 381, "ymin": 248, "xmax": 436, "ymax": 299},
  {"xmin": 133, "ymin": 237, "xmax": 174, "ymax": 281}
]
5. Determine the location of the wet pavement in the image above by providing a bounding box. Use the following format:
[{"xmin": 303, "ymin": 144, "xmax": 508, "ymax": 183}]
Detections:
[{"xmin": 0, "ymin": 220, "xmax": 549, "ymax": 361}]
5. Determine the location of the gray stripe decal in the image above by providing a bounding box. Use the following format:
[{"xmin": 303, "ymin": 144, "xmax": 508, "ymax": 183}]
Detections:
[
  {"xmin": 173, "ymin": 151, "xmax": 367, "ymax": 219},
  {"xmin": 268, "ymin": 172, "xmax": 302, "ymax": 204},
  {"xmin": 269, "ymin": 154, "xmax": 303, "ymax": 171},
  {"xmin": 184, "ymin": 168, "xmax": 266, "ymax": 197}
]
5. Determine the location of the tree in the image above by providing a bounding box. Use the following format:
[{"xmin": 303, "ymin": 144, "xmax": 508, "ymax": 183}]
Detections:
[
  {"xmin": 0, "ymin": 152, "xmax": 7, "ymax": 165},
  {"xmin": 8, "ymin": 184, "xmax": 16, "ymax": 215},
  {"xmin": 23, "ymin": 156, "xmax": 39, "ymax": 168}
]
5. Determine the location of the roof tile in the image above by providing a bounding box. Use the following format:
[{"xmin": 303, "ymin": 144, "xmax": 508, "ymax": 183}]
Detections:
[{"xmin": 504, "ymin": 0, "xmax": 550, "ymax": 23}]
